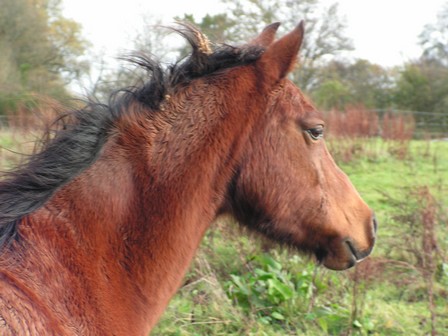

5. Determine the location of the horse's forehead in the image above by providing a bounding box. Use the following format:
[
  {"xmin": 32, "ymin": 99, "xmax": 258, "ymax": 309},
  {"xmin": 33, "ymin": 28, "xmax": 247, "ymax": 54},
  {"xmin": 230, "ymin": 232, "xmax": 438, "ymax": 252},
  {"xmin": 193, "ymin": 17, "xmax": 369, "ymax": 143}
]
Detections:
[{"xmin": 274, "ymin": 81, "xmax": 321, "ymax": 119}]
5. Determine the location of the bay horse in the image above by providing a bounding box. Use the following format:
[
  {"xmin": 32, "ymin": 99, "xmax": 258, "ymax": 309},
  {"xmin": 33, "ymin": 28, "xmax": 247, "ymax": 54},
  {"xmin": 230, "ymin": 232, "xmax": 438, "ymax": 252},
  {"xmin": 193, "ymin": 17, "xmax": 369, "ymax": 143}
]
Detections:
[{"xmin": 0, "ymin": 22, "xmax": 376, "ymax": 335}]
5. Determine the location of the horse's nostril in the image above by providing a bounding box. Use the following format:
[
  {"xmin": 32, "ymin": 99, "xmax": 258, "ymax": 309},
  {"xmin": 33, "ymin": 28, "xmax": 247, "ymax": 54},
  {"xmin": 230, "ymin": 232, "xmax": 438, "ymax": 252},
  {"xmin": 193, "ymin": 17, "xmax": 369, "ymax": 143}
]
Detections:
[
  {"xmin": 345, "ymin": 240, "xmax": 359, "ymax": 260},
  {"xmin": 372, "ymin": 214, "xmax": 378, "ymax": 234},
  {"xmin": 346, "ymin": 239, "xmax": 373, "ymax": 262}
]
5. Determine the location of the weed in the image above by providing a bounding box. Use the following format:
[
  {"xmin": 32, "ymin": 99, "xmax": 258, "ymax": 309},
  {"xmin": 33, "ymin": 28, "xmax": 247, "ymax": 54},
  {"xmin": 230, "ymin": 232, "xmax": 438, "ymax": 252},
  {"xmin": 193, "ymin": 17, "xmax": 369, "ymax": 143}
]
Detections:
[
  {"xmin": 377, "ymin": 186, "xmax": 446, "ymax": 335},
  {"xmin": 1, "ymin": 128, "xmax": 447, "ymax": 335}
]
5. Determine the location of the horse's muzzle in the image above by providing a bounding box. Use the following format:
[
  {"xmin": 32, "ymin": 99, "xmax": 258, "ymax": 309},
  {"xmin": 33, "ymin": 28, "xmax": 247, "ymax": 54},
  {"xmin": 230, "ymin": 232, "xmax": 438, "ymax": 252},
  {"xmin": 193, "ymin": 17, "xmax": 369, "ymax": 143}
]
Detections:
[{"xmin": 319, "ymin": 214, "xmax": 377, "ymax": 270}]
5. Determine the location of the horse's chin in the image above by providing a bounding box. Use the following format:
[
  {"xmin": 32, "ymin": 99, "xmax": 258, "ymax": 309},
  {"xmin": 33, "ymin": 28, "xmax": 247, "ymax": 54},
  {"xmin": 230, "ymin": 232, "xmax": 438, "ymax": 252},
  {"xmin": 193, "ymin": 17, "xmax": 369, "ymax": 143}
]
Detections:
[
  {"xmin": 320, "ymin": 253, "xmax": 357, "ymax": 271},
  {"xmin": 315, "ymin": 239, "xmax": 374, "ymax": 271}
]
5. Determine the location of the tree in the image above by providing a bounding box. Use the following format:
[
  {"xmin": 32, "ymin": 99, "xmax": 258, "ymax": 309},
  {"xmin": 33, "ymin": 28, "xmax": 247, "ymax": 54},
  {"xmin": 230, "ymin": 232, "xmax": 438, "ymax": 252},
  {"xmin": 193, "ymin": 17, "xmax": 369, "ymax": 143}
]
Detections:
[
  {"xmin": 391, "ymin": 3, "xmax": 448, "ymax": 137},
  {"xmin": 312, "ymin": 79, "xmax": 352, "ymax": 110},
  {"xmin": 0, "ymin": 0, "xmax": 89, "ymax": 109},
  {"xmin": 392, "ymin": 2, "xmax": 448, "ymax": 115},
  {"xmin": 86, "ymin": 15, "xmax": 174, "ymax": 101},
  {"xmin": 181, "ymin": 13, "xmax": 237, "ymax": 44},
  {"xmin": 391, "ymin": 59, "xmax": 448, "ymax": 136},
  {"xmin": 393, "ymin": 63, "xmax": 432, "ymax": 112},
  {"xmin": 312, "ymin": 59, "xmax": 393, "ymax": 110},
  {"xmin": 419, "ymin": 2, "xmax": 448, "ymax": 65},
  {"xmin": 393, "ymin": 60, "xmax": 448, "ymax": 113},
  {"xmin": 182, "ymin": 0, "xmax": 353, "ymax": 91}
]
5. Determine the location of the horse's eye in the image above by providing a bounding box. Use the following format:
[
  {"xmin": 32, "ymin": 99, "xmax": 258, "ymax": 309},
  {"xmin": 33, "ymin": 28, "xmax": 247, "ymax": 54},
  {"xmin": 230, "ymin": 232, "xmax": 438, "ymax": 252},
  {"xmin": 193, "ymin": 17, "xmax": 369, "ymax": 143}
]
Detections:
[{"xmin": 305, "ymin": 126, "xmax": 324, "ymax": 140}]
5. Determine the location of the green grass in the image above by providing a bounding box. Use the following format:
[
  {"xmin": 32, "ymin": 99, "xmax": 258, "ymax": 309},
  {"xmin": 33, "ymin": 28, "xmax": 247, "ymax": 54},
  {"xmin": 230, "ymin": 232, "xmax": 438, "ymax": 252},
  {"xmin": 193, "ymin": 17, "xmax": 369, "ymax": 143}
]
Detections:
[
  {"xmin": 1, "ymin": 131, "xmax": 447, "ymax": 335},
  {"xmin": 154, "ymin": 138, "xmax": 448, "ymax": 336},
  {"xmin": 337, "ymin": 139, "xmax": 448, "ymax": 212}
]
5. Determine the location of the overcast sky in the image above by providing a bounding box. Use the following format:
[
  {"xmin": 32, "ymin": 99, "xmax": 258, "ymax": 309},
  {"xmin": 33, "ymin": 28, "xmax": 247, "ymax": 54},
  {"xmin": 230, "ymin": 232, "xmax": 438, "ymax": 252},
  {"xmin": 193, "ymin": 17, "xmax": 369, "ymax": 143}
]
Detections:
[{"xmin": 62, "ymin": 0, "xmax": 446, "ymax": 67}]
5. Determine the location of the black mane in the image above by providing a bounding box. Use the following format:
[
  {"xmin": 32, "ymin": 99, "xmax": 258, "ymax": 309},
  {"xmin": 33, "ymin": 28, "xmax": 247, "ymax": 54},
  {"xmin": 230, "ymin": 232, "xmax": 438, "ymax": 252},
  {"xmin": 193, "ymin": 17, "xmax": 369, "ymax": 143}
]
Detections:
[{"xmin": 0, "ymin": 24, "xmax": 265, "ymax": 248}]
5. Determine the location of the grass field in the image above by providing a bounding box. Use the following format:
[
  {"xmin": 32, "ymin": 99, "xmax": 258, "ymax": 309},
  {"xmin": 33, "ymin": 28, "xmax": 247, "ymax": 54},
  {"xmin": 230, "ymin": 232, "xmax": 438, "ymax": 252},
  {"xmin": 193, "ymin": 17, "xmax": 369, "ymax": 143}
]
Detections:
[
  {"xmin": 1, "ymin": 131, "xmax": 447, "ymax": 335},
  {"xmin": 153, "ymin": 138, "xmax": 448, "ymax": 336}
]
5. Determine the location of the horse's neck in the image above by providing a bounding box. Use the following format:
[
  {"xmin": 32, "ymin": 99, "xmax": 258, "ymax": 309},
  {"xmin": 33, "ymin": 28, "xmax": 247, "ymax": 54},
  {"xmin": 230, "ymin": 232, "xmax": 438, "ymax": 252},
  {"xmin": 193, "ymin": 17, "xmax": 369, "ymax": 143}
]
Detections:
[{"xmin": 14, "ymin": 86, "xmax": 259, "ymax": 332}]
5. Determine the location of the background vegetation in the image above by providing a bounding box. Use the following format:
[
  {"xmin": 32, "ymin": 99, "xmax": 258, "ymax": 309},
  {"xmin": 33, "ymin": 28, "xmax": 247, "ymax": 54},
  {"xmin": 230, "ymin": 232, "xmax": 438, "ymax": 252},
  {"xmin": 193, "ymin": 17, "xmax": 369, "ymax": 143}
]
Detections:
[{"xmin": 0, "ymin": 0, "xmax": 447, "ymax": 335}]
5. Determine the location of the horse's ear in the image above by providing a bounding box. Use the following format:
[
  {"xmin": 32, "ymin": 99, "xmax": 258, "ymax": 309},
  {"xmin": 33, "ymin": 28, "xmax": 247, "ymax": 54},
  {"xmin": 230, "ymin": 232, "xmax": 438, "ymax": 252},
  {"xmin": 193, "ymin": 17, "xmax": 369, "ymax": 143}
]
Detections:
[
  {"xmin": 257, "ymin": 21, "xmax": 304, "ymax": 85},
  {"xmin": 250, "ymin": 22, "xmax": 281, "ymax": 47}
]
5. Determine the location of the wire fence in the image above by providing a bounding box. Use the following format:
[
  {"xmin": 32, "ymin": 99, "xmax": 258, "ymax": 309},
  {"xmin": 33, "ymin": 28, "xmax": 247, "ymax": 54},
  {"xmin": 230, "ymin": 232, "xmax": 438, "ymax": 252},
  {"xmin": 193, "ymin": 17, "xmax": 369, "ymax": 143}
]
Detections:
[
  {"xmin": 372, "ymin": 109, "xmax": 448, "ymax": 139},
  {"xmin": 1, "ymin": 109, "xmax": 447, "ymax": 139}
]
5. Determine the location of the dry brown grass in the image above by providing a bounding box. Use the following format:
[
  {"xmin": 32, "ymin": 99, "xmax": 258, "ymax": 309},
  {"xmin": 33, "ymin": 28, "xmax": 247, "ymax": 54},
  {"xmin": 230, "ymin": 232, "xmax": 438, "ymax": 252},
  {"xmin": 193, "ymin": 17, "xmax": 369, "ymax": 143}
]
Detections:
[
  {"xmin": 324, "ymin": 106, "xmax": 417, "ymax": 162},
  {"xmin": 325, "ymin": 105, "xmax": 415, "ymax": 141}
]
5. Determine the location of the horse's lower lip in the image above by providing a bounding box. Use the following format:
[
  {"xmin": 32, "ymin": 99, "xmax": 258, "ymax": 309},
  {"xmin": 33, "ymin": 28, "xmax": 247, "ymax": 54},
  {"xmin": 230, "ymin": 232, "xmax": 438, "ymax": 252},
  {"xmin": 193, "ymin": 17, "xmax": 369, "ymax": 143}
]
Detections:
[
  {"xmin": 318, "ymin": 251, "xmax": 356, "ymax": 270},
  {"xmin": 315, "ymin": 238, "xmax": 374, "ymax": 270},
  {"xmin": 316, "ymin": 242, "xmax": 360, "ymax": 270}
]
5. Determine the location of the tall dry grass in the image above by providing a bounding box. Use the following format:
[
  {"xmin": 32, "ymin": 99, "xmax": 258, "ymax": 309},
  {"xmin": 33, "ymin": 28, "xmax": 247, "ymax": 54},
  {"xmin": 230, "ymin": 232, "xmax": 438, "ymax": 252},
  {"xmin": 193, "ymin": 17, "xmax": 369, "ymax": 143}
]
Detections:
[
  {"xmin": 3, "ymin": 94, "xmax": 69, "ymax": 131},
  {"xmin": 324, "ymin": 106, "xmax": 416, "ymax": 162},
  {"xmin": 0, "ymin": 95, "xmax": 75, "ymax": 171},
  {"xmin": 325, "ymin": 105, "xmax": 415, "ymax": 141}
]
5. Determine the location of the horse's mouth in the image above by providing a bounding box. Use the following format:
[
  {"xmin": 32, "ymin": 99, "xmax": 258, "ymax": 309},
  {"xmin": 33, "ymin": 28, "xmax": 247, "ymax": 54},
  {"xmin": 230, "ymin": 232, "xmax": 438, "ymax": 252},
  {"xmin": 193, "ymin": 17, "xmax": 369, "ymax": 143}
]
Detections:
[
  {"xmin": 315, "ymin": 215, "xmax": 377, "ymax": 271},
  {"xmin": 315, "ymin": 239, "xmax": 375, "ymax": 271}
]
